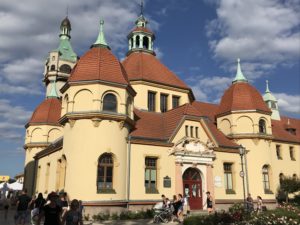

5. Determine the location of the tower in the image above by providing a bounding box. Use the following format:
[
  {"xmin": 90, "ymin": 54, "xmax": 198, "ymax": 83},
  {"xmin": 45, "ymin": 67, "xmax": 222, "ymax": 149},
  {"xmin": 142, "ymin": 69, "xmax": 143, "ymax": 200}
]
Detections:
[
  {"xmin": 127, "ymin": 3, "xmax": 155, "ymax": 55},
  {"xmin": 263, "ymin": 80, "xmax": 280, "ymax": 120},
  {"xmin": 44, "ymin": 16, "xmax": 78, "ymax": 98}
]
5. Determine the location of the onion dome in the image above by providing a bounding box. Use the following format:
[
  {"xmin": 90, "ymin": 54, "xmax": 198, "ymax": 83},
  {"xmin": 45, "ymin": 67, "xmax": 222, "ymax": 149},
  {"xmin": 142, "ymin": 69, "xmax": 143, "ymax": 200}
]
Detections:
[
  {"xmin": 27, "ymin": 98, "xmax": 61, "ymax": 127},
  {"xmin": 60, "ymin": 16, "xmax": 71, "ymax": 31},
  {"xmin": 217, "ymin": 59, "xmax": 271, "ymax": 116},
  {"xmin": 122, "ymin": 52, "xmax": 190, "ymax": 90},
  {"xmin": 68, "ymin": 20, "xmax": 131, "ymax": 86}
]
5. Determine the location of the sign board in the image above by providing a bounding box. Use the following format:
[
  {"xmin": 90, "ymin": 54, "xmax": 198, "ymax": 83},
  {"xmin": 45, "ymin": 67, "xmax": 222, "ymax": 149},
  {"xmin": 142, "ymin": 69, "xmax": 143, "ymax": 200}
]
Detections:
[
  {"xmin": 0, "ymin": 176, "xmax": 10, "ymax": 182},
  {"xmin": 214, "ymin": 176, "xmax": 222, "ymax": 187},
  {"xmin": 163, "ymin": 176, "xmax": 171, "ymax": 188}
]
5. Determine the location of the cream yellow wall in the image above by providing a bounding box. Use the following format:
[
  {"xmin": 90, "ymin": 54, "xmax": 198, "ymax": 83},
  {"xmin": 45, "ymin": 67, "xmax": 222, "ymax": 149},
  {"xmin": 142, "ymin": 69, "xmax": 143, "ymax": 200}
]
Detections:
[
  {"xmin": 131, "ymin": 82, "xmax": 190, "ymax": 112},
  {"xmin": 35, "ymin": 150, "xmax": 62, "ymax": 194},
  {"xmin": 236, "ymin": 138, "xmax": 300, "ymax": 200},
  {"xmin": 61, "ymin": 84, "xmax": 134, "ymax": 119},
  {"xmin": 25, "ymin": 125, "xmax": 62, "ymax": 145},
  {"xmin": 217, "ymin": 112, "xmax": 272, "ymax": 135},
  {"xmin": 61, "ymin": 119, "xmax": 129, "ymax": 201},
  {"xmin": 213, "ymin": 151, "xmax": 243, "ymax": 200},
  {"xmin": 171, "ymin": 120, "xmax": 209, "ymax": 143},
  {"xmin": 129, "ymin": 143, "xmax": 175, "ymax": 200}
]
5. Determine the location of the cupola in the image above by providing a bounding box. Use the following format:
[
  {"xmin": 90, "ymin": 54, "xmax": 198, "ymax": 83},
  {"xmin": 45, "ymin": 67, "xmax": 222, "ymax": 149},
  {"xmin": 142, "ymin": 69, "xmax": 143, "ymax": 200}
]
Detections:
[
  {"xmin": 127, "ymin": 3, "xmax": 155, "ymax": 55},
  {"xmin": 263, "ymin": 80, "xmax": 280, "ymax": 120}
]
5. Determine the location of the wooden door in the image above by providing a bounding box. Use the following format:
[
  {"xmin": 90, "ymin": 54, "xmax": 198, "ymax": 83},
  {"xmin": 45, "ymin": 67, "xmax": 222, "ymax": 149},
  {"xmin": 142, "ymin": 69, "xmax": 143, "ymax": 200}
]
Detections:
[{"xmin": 183, "ymin": 168, "xmax": 202, "ymax": 210}]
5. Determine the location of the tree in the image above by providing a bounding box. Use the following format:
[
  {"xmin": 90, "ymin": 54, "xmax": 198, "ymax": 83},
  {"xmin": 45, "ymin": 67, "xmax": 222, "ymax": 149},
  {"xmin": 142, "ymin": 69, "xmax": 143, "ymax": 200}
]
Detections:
[{"xmin": 278, "ymin": 176, "xmax": 300, "ymax": 203}]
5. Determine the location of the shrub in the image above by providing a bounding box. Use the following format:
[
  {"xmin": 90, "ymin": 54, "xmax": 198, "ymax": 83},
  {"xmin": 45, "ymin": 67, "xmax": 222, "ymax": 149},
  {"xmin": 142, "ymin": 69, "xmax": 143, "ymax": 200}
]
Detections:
[{"xmin": 83, "ymin": 214, "xmax": 90, "ymax": 221}]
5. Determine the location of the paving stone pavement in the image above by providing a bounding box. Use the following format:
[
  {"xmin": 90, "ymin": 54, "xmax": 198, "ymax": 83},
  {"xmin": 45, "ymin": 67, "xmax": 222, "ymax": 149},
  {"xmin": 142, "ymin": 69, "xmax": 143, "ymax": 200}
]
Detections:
[{"xmin": 0, "ymin": 210, "xmax": 180, "ymax": 225}]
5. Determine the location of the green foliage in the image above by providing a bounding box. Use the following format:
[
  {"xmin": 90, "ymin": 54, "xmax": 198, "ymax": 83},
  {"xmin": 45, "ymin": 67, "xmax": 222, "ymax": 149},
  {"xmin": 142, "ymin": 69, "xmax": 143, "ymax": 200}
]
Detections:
[
  {"xmin": 279, "ymin": 176, "xmax": 300, "ymax": 195},
  {"xmin": 92, "ymin": 212, "xmax": 110, "ymax": 221},
  {"xmin": 92, "ymin": 209, "xmax": 154, "ymax": 221}
]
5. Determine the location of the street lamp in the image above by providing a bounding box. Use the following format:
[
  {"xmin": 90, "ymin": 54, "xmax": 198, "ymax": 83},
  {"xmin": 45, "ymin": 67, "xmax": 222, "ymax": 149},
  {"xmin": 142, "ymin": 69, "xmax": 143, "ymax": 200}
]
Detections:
[{"xmin": 239, "ymin": 145, "xmax": 246, "ymax": 211}]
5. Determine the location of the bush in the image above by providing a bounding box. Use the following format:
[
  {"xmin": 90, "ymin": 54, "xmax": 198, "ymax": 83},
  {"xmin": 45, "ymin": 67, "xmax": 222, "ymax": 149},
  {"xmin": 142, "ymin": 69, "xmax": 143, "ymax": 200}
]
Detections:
[{"xmin": 83, "ymin": 214, "xmax": 90, "ymax": 221}]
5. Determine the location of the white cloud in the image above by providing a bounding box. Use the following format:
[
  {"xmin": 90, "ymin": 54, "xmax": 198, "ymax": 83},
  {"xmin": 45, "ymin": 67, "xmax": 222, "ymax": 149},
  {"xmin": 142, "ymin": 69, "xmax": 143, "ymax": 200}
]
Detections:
[
  {"xmin": 274, "ymin": 93, "xmax": 300, "ymax": 114},
  {"xmin": 0, "ymin": 0, "xmax": 158, "ymax": 95},
  {"xmin": 0, "ymin": 99, "xmax": 32, "ymax": 141},
  {"xmin": 206, "ymin": 0, "xmax": 300, "ymax": 78},
  {"xmin": 154, "ymin": 47, "xmax": 164, "ymax": 59},
  {"xmin": 187, "ymin": 75, "xmax": 232, "ymax": 102}
]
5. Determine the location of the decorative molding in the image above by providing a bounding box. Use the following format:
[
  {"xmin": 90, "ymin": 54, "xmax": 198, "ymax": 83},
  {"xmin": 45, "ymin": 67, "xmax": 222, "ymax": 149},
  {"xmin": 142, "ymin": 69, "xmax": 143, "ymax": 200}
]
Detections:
[
  {"xmin": 92, "ymin": 118, "xmax": 102, "ymax": 127},
  {"xmin": 69, "ymin": 119, "xmax": 76, "ymax": 128}
]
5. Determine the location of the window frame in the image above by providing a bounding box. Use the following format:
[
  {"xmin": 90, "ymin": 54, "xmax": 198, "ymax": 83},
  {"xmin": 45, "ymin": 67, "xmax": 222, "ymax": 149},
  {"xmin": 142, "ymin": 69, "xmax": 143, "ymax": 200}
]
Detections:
[
  {"xmin": 97, "ymin": 154, "xmax": 115, "ymax": 193},
  {"xmin": 145, "ymin": 157, "xmax": 158, "ymax": 193},
  {"xmin": 223, "ymin": 163, "xmax": 235, "ymax": 194},
  {"xmin": 160, "ymin": 93, "xmax": 168, "ymax": 112},
  {"xmin": 185, "ymin": 125, "xmax": 189, "ymax": 137},
  {"xmin": 148, "ymin": 91, "xmax": 156, "ymax": 112},
  {"xmin": 289, "ymin": 146, "xmax": 295, "ymax": 161},
  {"xmin": 102, "ymin": 93, "xmax": 117, "ymax": 112},
  {"xmin": 195, "ymin": 127, "xmax": 199, "ymax": 138},
  {"xmin": 172, "ymin": 96, "xmax": 180, "ymax": 109},
  {"xmin": 262, "ymin": 165, "xmax": 272, "ymax": 194},
  {"xmin": 276, "ymin": 145, "xmax": 282, "ymax": 160},
  {"xmin": 259, "ymin": 119, "xmax": 266, "ymax": 134}
]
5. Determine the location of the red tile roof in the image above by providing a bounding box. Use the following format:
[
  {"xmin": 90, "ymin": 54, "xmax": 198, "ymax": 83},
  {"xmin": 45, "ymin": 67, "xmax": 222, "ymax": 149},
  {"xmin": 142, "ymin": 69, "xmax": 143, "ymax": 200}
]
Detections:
[
  {"xmin": 217, "ymin": 82, "xmax": 271, "ymax": 116},
  {"xmin": 131, "ymin": 102, "xmax": 238, "ymax": 148},
  {"xmin": 122, "ymin": 52, "xmax": 190, "ymax": 90},
  {"xmin": 28, "ymin": 98, "xmax": 61, "ymax": 126},
  {"xmin": 131, "ymin": 27, "xmax": 154, "ymax": 35},
  {"xmin": 69, "ymin": 47, "xmax": 130, "ymax": 85},
  {"xmin": 272, "ymin": 116, "xmax": 300, "ymax": 143}
]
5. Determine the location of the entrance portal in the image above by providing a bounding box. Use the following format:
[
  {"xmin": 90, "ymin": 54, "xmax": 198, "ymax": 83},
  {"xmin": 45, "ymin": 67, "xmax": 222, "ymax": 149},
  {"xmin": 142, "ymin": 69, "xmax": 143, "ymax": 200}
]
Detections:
[{"xmin": 183, "ymin": 168, "xmax": 202, "ymax": 210}]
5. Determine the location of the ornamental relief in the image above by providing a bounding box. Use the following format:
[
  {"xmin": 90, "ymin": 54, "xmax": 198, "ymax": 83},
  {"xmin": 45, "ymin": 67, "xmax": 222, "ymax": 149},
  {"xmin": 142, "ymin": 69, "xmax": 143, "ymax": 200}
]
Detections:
[{"xmin": 170, "ymin": 137, "xmax": 215, "ymax": 156}]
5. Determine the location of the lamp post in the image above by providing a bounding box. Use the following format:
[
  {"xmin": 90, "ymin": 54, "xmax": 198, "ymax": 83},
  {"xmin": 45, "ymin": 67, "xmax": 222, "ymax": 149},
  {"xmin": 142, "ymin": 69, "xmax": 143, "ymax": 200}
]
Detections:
[{"xmin": 239, "ymin": 145, "xmax": 246, "ymax": 211}]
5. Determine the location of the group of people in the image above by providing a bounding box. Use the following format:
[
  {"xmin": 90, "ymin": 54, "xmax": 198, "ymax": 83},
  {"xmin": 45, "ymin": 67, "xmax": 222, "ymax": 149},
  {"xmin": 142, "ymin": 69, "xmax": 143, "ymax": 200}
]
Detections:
[
  {"xmin": 161, "ymin": 193, "xmax": 187, "ymax": 223},
  {"xmin": 12, "ymin": 189, "xmax": 83, "ymax": 225},
  {"xmin": 246, "ymin": 194, "xmax": 266, "ymax": 213}
]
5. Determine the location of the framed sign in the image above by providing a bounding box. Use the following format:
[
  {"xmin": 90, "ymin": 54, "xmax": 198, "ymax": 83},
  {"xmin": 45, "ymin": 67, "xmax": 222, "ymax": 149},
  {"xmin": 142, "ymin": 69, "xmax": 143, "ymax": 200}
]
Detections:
[{"xmin": 163, "ymin": 176, "xmax": 171, "ymax": 188}]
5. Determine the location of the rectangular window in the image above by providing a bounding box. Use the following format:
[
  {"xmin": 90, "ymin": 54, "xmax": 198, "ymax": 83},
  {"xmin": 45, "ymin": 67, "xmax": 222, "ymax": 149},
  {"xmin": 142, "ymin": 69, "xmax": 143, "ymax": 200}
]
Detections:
[
  {"xmin": 190, "ymin": 126, "xmax": 194, "ymax": 138},
  {"xmin": 172, "ymin": 96, "xmax": 180, "ymax": 109},
  {"xmin": 224, "ymin": 163, "xmax": 234, "ymax": 194},
  {"xmin": 185, "ymin": 125, "xmax": 188, "ymax": 137},
  {"xmin": 148, "ymin": 91, "xmax": 156, "ymax": 112},
  {"xmin": 195, "ymin": 127, "xmax": 199, "ymax": 138},
  {"xmin": 276, "ymin": 145, "xmax": 282, "ymax": 160},
  {"xmin": 145, "ymin": 157, "xmax": 158, "ymax": 193},
  {"xmin": 290, "ymin": 146, "xmax": 295, "ymax": 160},
  {"xmin": 160, "ymin": 94, "xmax": 168, "ymax": 112}
]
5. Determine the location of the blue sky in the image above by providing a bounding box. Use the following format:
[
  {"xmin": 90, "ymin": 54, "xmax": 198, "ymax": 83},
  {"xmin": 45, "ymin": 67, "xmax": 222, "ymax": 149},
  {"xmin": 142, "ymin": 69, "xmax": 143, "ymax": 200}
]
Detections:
[{"xmin": 0, "ymin": 0, "xmax": 299, "ymax": 177}]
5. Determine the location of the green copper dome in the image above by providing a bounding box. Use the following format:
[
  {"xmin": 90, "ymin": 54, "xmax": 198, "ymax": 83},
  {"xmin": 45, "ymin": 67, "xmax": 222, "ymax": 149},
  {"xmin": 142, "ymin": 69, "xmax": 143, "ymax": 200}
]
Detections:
[
  {"xmin": 263, "ymin": 80, "xmax": 277, "ymax": 102},
  {"xmin": 232, "ymin": 58, "xmax": 248, "ymax": 83}
]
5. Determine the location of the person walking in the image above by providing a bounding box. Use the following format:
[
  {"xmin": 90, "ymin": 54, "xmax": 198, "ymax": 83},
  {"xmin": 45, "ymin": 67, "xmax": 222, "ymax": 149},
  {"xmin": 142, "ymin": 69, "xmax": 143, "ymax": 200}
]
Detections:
[
  {"xmin": 176, "ymin": 194, "xmax": 184, "ymax": 223},
  {"xmin": 15, "ymin": 189, "xmax": 32, "ymax": 225},
  {"xmin": 2, "ymin": 195, "xmax": 10, "ymax": 221},
  {"xmin": 246, "ymin": 193, "xmax": 254, "ymax": 212},
  {"xmin": 31, "ymin": 193, "xmax": 46, "ymax": 225},
  {"xmin": 256, "ymin": 196, "xmax": 263, "ymax": 214},
  {"xmin": 62, "ymin": 199, "xmax": 83, "ymax": 225},
  {"xmin": 37, "ymin": 192, "xmax": 62, "ymax": 225},
  {"xmin": 204, "ymin": 191, "xmax": 214, "ymax": 214}
]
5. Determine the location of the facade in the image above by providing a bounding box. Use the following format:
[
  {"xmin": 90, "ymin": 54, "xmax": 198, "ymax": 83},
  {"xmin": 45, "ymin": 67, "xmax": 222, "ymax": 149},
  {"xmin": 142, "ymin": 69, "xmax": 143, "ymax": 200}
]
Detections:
[{"xmin": 23, "ymin": 11, "xmax": 300, "ymax": 213}]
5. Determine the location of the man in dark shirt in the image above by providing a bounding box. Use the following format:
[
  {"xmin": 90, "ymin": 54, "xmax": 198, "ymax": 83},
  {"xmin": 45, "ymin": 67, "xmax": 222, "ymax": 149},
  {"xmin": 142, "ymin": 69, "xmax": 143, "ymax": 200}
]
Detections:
[
  {"xmin": 37, "ymin": 192, "xmax": 62, "ymax": 225},
  {"xmin": 15, "ymin": 189, "xmax": 31, "ymax": 225}
]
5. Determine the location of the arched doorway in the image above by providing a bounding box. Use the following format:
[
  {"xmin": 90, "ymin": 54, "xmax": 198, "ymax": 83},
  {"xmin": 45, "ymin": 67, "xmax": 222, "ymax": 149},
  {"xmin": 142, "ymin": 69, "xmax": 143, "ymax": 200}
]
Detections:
[{"xmin": 183, "ymin": 168, "xmax": 202, "ymax": 210}]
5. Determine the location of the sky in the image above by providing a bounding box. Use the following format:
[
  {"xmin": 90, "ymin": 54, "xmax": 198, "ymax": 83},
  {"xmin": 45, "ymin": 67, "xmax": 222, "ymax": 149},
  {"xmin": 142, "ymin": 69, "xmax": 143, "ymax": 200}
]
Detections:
[{"xmin": 0, "ymin": 0, "xmax": 299, "ymax": 177}]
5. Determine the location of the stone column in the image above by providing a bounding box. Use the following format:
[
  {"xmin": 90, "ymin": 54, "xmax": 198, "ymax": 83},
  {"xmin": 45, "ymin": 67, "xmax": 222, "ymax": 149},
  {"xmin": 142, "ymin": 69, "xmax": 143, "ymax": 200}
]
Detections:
[
  {"xmin": 175, "ymin": 162, "xmax": 183, "ymax": 195},
  {"xmin": 133, "ymin": 36, "xmax": 136, "ymax": 48},
  {"xmin": 139, "ymin": 35, "xmax": 144, "ymax": 48},
  {"xmin": 206, "ymin": 164, "xmax": 214, "ymax": 197}
]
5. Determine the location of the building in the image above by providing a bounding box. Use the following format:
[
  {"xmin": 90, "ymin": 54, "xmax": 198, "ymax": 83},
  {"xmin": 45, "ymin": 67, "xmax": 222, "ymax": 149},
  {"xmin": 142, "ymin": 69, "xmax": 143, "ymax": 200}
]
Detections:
[{"xmin": 23, "ymin": 9, "xmax": 299, "ymax": 213}]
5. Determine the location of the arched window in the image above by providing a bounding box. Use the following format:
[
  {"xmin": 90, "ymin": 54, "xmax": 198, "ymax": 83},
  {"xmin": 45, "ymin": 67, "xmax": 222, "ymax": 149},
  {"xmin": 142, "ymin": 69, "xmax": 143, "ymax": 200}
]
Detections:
[
  {"xmin": 259, "ymin": 119, "xmax": 266, "ymax": 134},
  {"xmin": 103, "ymin": 93, "xmax": 117, "ymax": 112},
  {"xmin": 50, "ymin": 65, "xmax": 55, "ymax": 71},
  {"xmin": 97, "ymin": 153, "xmax": 113, "ymax": 191},
  {"xmin": 262, "ymin": 165, "xmax": 270, "ymax": 191},
  {"xmin": 60, "ymin": 64, "xmax": 72, "ymax": 74},
  {"xmin": 136, "ymin": 35, "xmax": 140, "ymax": 48},
  {"xmin": 143, "ymin": 36, "xmax": 149, "ymax": 49}
]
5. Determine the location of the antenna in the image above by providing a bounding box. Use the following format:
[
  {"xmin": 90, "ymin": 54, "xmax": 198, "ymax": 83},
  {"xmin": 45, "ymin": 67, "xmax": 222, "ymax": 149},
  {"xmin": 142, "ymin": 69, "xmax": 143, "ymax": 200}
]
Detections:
[{"xmin": 140, "ymin": 0, "xmax": 144, "ymax": 15}]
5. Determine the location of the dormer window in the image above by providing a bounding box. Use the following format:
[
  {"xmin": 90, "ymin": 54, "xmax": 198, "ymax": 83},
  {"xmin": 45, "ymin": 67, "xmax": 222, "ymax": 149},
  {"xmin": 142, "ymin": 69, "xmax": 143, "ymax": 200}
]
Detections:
[
  {"xmin": 259, "ymin": 119, "xmax": 266, "ymax": 134},
  {"xmin": 286, "ymin": 128, "xmax": 296, "ymax": 135}
]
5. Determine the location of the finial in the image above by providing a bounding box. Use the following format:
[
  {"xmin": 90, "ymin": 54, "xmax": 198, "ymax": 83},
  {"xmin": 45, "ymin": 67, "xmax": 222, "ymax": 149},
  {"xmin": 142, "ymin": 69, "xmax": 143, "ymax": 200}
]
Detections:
[
  {"xmin": 232, "ymin": 58, "xmax": 248, "ymax": 83},
  {"xmin": 47, "ymin": 80, "xmax": 59, "ymax": 98},
  {"xmin": 93, "ymin": 19, "xmax": 109, "ymax": 48},
  {"xmin": 140, "ymin": 0, "xmax": 144, "ymax": 15},
  {"xmin": 266, "ymin": 80, "xmax": 270, "ymax": 93},
  {"xmin": 66, "ymin": 5, "xmax": 69, "ymax": 17}
]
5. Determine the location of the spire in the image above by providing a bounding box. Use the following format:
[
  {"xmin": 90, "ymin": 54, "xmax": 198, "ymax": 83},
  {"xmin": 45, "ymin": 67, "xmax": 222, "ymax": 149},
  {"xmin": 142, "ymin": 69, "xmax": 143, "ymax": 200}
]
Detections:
[
  {"xmin": 265, "ymin": 80, "xmax": 270, "ymax": 93},
  {"xmin": 140, "ymin": 0, "xmax": 144, "ymax": 16},
  {"xmin": 232, "ymin": 58, "xmax": 248, "ymax": 83},
  {"xmin": 60, "ymin": 16, "xmax": 71, "ymax": 39},
  {"xmin": 47, "ymin": 80, "xmax": 59, "ymax": 99},
  {"xmin": 93, "ymin": 20, "xmax": 109, "ymax": 48}
]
